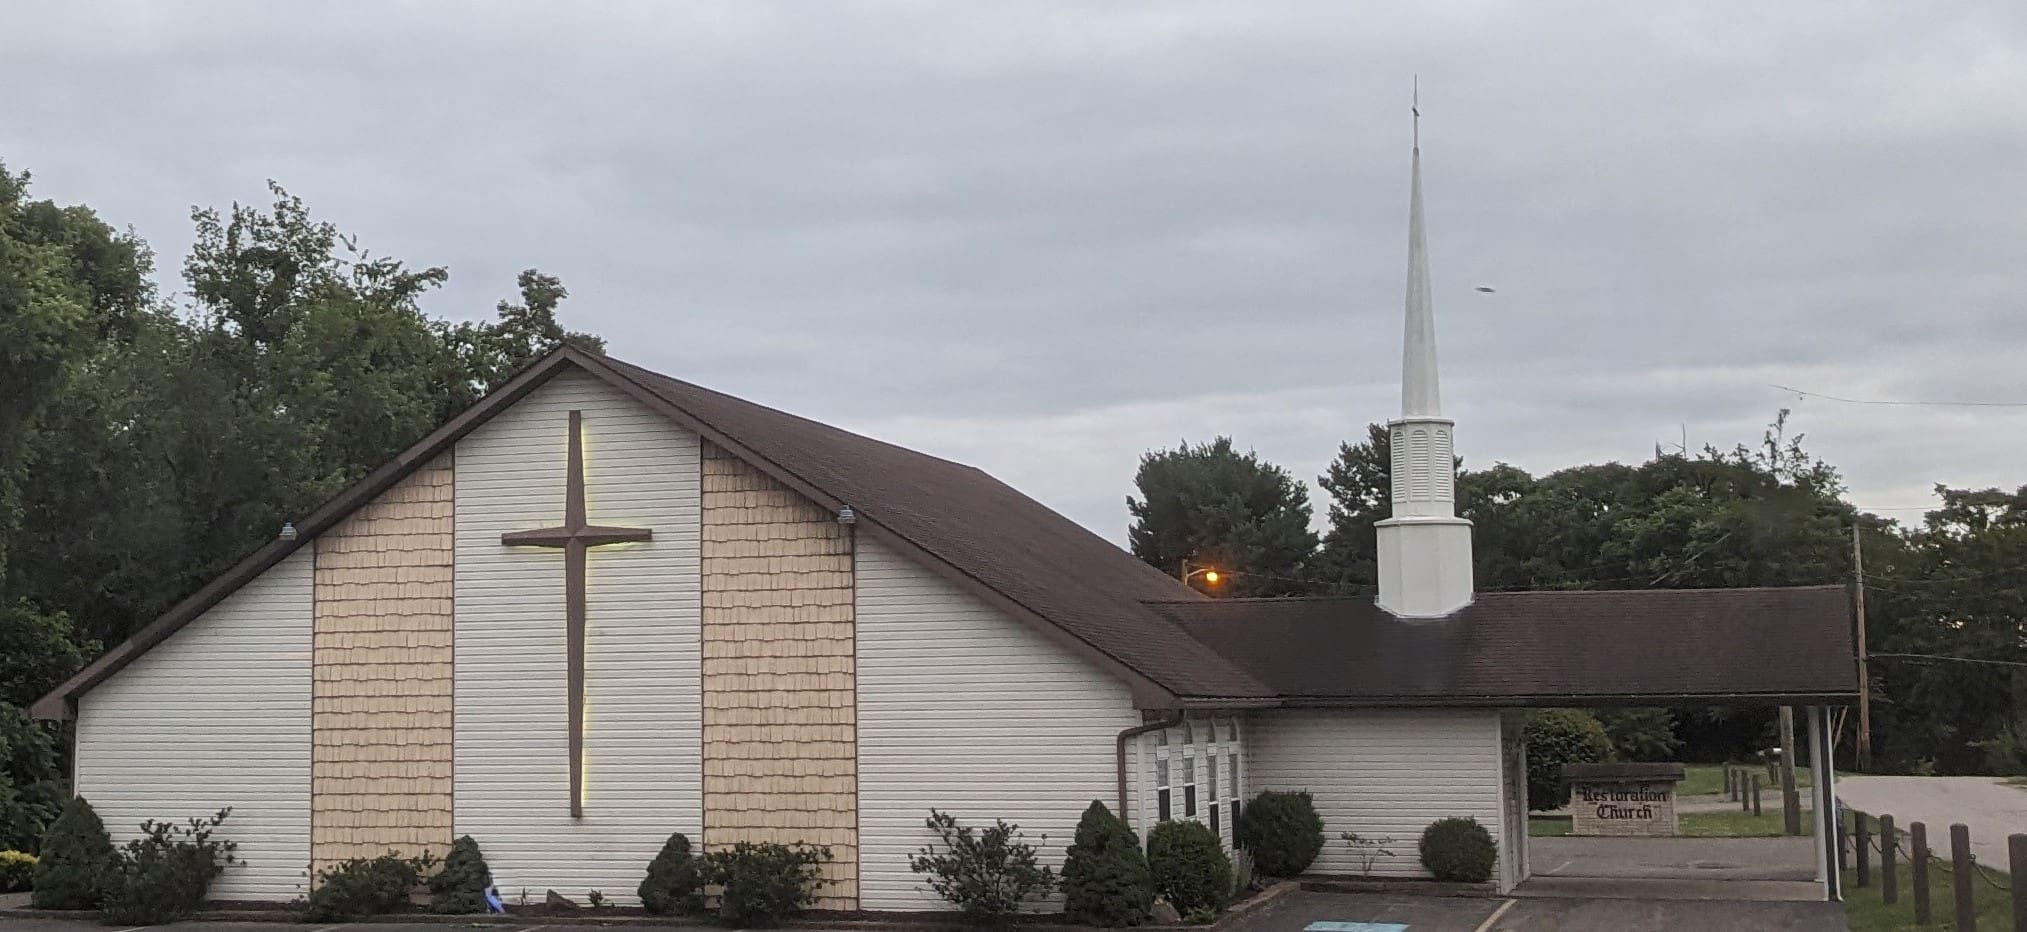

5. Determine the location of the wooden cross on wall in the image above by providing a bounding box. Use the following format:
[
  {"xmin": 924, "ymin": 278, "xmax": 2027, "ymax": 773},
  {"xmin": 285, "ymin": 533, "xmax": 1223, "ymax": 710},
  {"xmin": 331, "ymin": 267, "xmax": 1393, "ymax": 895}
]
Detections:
[{"xmin": 500, "ymin": 409, "xmax": 652, "ymax": 817}]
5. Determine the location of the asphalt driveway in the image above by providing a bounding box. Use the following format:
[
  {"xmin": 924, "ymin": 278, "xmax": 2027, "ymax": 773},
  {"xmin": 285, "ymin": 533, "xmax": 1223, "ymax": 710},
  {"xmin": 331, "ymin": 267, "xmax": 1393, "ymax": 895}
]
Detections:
[{"xmin": 1837, "ymin": 774, "xmax": 2027, "ymax": 872}]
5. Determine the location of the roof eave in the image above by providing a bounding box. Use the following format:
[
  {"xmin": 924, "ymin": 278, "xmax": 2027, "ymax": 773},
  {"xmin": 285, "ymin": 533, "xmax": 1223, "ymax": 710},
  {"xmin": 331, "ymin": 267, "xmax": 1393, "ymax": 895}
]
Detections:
[
  {"xmin": 38, "ymin": 345, "xmax": 1196, "ymax": 719},
  {"xmin": 30, "ymin": 349, "xmax": 589, "ymax": 720}
]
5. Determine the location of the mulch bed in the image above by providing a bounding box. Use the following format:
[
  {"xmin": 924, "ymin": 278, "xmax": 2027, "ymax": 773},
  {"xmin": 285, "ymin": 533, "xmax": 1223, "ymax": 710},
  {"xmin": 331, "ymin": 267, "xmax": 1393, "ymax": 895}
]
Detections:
[{"xmin": 0, "ymin": 882, "xmax": 1298, "ymax": 931}]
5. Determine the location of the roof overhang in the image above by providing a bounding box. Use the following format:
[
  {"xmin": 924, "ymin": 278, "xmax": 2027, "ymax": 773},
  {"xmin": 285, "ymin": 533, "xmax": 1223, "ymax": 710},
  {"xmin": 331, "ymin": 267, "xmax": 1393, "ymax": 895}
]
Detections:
[{"xmin": 35, "ymin": 345, "xmax": 1185, "ymax": 719}]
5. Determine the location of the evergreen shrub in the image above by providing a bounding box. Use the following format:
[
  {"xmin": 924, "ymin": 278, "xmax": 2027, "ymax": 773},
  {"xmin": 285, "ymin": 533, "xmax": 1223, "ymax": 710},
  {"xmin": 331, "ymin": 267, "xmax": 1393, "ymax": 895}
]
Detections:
[
  {"xmin": 30, "ymin": 795, "xmax": 112, "ymax": 909},
  {"xmin": 700, "ymin": 841, "xmax": 829, "ymax": 927},
  {"xmin": 1144, "ymin": 821, "xmax": 1231, "ymax": 916},
  {"xmin": 908, "ymin": 809, "xmax": 1055, "ymax": 922},
  {"xmin": 637, "ymin": 832, "xmax": 705, "ymax": 916},
  {"xmin": 1524, "ymin": 709, "xmax": 1614, "ymax": 810},
  {"xmin": 429, "ymin": 836, "xmax": 492, "ymax": 915},
  {"xmin": 1416, "ymin": 817, "xmax": 1495, "ymax": 884},
  {"xmin": 100, "ymin": 809, "xmax": 240, "ymax": 925},
  {"xmin": 1232, "ymin": 790, "xmax": 1323, "ymax": 877},
  {"xmin": 303, "ymin": 852, "xmax": 433, "ymax": 921},
  {"xmin": 1060, "ymin": 801, "xmax": 1153, "ymax": 927}
]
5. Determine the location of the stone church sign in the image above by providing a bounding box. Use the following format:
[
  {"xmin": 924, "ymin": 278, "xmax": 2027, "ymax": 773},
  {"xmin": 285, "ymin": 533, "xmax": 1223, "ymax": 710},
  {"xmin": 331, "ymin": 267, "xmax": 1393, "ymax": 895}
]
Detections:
[{"xmin": 1562, "ymin": 762, "xmax": 1686, "ymax": 836}]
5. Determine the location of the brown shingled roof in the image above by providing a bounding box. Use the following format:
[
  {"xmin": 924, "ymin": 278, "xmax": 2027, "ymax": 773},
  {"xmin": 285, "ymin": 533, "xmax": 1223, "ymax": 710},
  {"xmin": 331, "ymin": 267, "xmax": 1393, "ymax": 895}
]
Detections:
[
  {"xmin": 34, "ymin": 348, "xmax": 1266, "ymax": 719},
  {"xmin": 35, "ymin": 346, "xmax": 1856, "ymax": 718},
  {"xmin": 1141, "ymin": 586, "xmax": 1859, "ymax": 705}
]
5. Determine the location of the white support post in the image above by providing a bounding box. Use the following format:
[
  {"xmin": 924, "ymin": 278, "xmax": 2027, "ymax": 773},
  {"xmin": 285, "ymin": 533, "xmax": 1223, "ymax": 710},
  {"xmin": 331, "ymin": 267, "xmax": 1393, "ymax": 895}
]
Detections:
[{"xmin": 1809, "ymin": 705, "xmax": 1841, "ymax": 901}]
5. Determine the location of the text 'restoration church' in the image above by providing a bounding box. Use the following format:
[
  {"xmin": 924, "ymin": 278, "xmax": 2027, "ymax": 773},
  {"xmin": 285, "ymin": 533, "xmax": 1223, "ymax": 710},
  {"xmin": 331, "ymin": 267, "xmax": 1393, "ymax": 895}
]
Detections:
[{"xmin": 34, "ymin": 118, "xmax": 1856, "ymax": 907}]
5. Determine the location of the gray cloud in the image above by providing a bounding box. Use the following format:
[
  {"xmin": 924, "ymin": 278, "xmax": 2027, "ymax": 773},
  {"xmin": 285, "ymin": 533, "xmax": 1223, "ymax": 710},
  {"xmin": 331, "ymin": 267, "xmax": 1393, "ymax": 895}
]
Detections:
[{"xmin": 6, "ymin": 0, "xmax": 2025, "ymax": 539}]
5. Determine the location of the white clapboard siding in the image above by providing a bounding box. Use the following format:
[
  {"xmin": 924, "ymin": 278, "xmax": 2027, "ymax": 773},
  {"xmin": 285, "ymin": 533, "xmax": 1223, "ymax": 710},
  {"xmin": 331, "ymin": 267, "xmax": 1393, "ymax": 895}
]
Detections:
[
  {"xmin": 454, "ymin": 369, "xmax": 703, "ymax": 903},
  {"xmin": 1245, "ymin": 708, "xmax": 1503, "ymax": 878},
  {"xmin": 856, "ymin": 535, "xmax": 1140, "ymax": 911},
  {"xmin": 76, "ymin": 550, "xmax": 313, "ymax": 902}
]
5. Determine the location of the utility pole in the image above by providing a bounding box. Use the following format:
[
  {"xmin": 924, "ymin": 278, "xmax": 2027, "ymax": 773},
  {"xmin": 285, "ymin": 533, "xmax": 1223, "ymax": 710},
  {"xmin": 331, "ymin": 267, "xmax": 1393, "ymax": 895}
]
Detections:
[
  {"xmin": 1780, "ymin": 706, "xmax": 1802, "ymax": 835},
  {"xmin": 1854, "ymin": 523, "xmax": 1872, "ymax": 772}
]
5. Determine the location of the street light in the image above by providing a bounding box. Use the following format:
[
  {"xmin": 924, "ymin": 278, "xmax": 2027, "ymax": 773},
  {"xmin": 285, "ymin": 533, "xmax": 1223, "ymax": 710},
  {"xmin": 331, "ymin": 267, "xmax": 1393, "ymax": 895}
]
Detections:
[{"xmin": 1180, "ymin": 560, "xmax": 1223, "ymax": 587}]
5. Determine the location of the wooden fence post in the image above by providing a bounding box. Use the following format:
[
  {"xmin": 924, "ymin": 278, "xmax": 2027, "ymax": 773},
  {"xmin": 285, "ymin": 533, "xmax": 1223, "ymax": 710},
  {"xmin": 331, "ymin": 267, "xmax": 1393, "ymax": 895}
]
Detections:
[
  {"xmin": 1913, "ymin": 821, "xmax": 1931, "ymax": 925},
  {"xmin": 1882, "ymin": 815, "xmax": 1899, "ymax": 905},
  {"xmin": 1752, "ymin": 775, "xmax": 1763, "ymax": 817},
  {"xmin": 1855, "ymin": 812, "xmax": 1870, "ymax": 888},
  {"xmin": 1952, "ymin": 824, "xmax": 1974, "ymax": 932},
  {"xmin": 2007, "ymin": 833, "xmax": 2026, "ymax": 932},
  {"xmin": 1726, "ymin": 765, "xmax": 1736, "ymax": 801},
  {"xmin": 1839, "ymin": 803, "xmax": 1852, "ymax": 871}
]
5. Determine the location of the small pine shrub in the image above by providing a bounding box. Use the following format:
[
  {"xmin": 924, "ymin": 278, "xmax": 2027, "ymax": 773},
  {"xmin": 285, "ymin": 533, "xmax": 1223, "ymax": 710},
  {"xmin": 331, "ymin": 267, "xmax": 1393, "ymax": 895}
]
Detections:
[
  {"xmin": 302, "ymin": 852, "xmax": 432, "ymax": 921},
  {"xmin": 908, "ymin": 809, "xmax": 1056, "ymax": 922},
  {"xmin": 1417, "ymin": 818, "xmax": 1495, "ymax": 884},
  {"xmin": 1060, "ymin": 801, "xmax": 1153, "ymax": 928},
  {"xmin": 31, "ymin": 795, "xmax": 112, "ymax": 909},
  {"xmin": 1232, "ymin": 791, "xmax": 1323, "ymax": 877},
  {"xmin": 0, "ymin": 850, "xmax": 35, "ymax": 893},
  {"xmin": 429, "ymin": 836, "xmax": 492, "ymax": 915},
  {"xmin": 1524, "ymin": 709, "xmax": 1614, "ymax": 810},
  {"xmin": 637, "ymin": 832, "xmax": 705, "ymax": 916},
  {"xmin": 100, "ymin": 809, "xmax": 240, "ymax": 925},
  {"xmin": 700, "ymin": 841, "xmax": 830, "ymax": 927},
  {"xmin": 1145, "ymin": 821, "xmax": 1231, "ymax": 917}
]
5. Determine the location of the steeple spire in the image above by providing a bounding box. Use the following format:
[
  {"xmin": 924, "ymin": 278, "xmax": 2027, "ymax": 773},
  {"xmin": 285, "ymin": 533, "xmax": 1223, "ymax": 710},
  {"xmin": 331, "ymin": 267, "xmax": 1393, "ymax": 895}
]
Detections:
[
  {"xmin": 1375, "ymin": 88, "xmax": 1475, "ymax": 618},
  {"xmin": 1402, "ymin": 87, "xmax": 1440, "ymax": 419}
]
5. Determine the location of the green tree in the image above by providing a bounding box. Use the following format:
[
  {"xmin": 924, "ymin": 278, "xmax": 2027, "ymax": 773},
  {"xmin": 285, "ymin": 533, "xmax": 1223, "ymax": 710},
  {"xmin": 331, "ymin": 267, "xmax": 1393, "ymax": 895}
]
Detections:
[
  {"xmin": 1865, "ymin": 484, "xmax": 2027, "ymax": 773},
  {"xmin": 442, "ymin": 268, "xmax": 604, "ymax": 395},
  {"xmin": 1127, "ymin": 437, "xmax": 1316, "ymax": 596},
  {"xmin": 0, "ymin": 164, "xmax": 150, "ymax": 584}
]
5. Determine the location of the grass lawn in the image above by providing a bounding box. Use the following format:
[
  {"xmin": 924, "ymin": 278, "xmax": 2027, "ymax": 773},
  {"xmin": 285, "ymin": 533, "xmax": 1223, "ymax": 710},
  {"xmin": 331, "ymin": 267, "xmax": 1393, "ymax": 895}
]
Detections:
[
  {"xmin": 1678, "ymin": 809, "xmax": 1794, "ymax": 837},
  {"xmin": 1844, "ymin": 861, "xmax": 2014, "ymax": 931},
  {"xmin": 1530, "ymin": 811, "xmax": 1807, "ymax": 838},
  {"xmin": 1529, "ymin": 816, "xmax": 1572, "ymax": 837},
  {"xmin": 1679, "ymin": 762, "xmax": 1813, "ymax": 797}
]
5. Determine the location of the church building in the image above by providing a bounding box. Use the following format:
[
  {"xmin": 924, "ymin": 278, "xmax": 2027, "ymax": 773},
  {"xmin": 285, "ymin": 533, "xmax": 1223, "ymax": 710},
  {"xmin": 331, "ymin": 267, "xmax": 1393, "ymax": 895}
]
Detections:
[{"xmin": 33, "ymin": 130, "xmax": 1857, "ymax": 907}]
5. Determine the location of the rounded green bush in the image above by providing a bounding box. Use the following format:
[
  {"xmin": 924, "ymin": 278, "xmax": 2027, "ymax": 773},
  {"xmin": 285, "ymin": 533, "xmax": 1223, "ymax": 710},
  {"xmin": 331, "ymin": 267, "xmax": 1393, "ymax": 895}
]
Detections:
[
  {"xmin": 1523, "ymin": 709, "xmax": 1614, "ymax": 810},
  {"xmin": 1061, "ymin": 801, "xmax": 1154, "ymax": 927},
  {"xmin": 638, "ymin": 832, "xmax": 706, "ymax": 915},
  {"xmin": 31, "ymin": 796, "xmax": 112, "ymax": 909},
  {"xmin": 429, "ymin": 836, "xmax": 493, "ymax": 915},
  {"xmin": 1417, "ymin": 817, "xmax": 1496, "ymax": 884},
  {"xmin": 1233, "ymin": 790, "xmax": 1323, "ymax": 877},
  {"xmin": 1145, "ymin": 821, "xmax": 1231, "ymax": 916}
]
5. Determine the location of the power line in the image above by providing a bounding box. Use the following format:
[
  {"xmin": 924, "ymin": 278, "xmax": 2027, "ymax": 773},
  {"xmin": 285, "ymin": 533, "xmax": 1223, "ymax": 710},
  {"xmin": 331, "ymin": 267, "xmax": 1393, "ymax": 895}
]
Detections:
[{"xmin": 1771, "ymin": 384, "xmax": 2027, "ymax": 409}]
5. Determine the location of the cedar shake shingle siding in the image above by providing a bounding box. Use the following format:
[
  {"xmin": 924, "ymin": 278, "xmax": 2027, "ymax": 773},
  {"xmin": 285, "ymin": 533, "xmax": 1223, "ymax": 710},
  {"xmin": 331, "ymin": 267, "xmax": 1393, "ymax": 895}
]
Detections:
[
  {"xmin": 700, "ymin": 444, "xmax": 858, "ymax": 908},
  {"xmin": 311, "ymin": 456, "xmax": 455, "ymax": 874}
]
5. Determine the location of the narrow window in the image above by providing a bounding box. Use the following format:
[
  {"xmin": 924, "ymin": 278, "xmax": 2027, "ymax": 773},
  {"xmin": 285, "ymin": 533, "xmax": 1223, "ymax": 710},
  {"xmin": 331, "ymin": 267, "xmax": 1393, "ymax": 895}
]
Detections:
[
  {"xmin": 1156, "ymin": 755, "xmax": 1172, "ymax": 822},
  {"xmin": 1182, "ymin": 753, "xmax": 1197, "ymax": 817},
  {"xmin": 1228, "ymin": 754, "xmax": 1243, "ymax": 829},
  {"xmin": 1207, "ymin": 750, "xmax": 1222, "ymax": 839}
]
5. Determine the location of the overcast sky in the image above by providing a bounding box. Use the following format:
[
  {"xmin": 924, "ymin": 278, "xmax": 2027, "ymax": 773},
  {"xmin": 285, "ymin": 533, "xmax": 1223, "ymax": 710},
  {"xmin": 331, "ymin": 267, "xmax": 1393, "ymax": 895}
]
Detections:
[{"xmin": 7, "ymin": 2, "xmax": 2027, "ymax": 541}]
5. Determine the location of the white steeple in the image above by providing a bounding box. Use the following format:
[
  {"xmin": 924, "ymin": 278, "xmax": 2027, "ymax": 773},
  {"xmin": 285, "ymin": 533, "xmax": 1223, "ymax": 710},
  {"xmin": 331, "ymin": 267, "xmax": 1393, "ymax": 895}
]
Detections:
[{"xmin": 1375, "ymin": 90, "xmax": 1475, "ymax": 618}]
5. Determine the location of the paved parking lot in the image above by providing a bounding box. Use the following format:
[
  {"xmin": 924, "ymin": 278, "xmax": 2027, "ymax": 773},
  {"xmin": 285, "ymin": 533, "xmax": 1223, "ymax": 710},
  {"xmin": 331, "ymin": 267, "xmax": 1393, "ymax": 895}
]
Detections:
[{"xmin": 1222, "ymin": 889, "xmax": 1847, "ymax": 931}]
